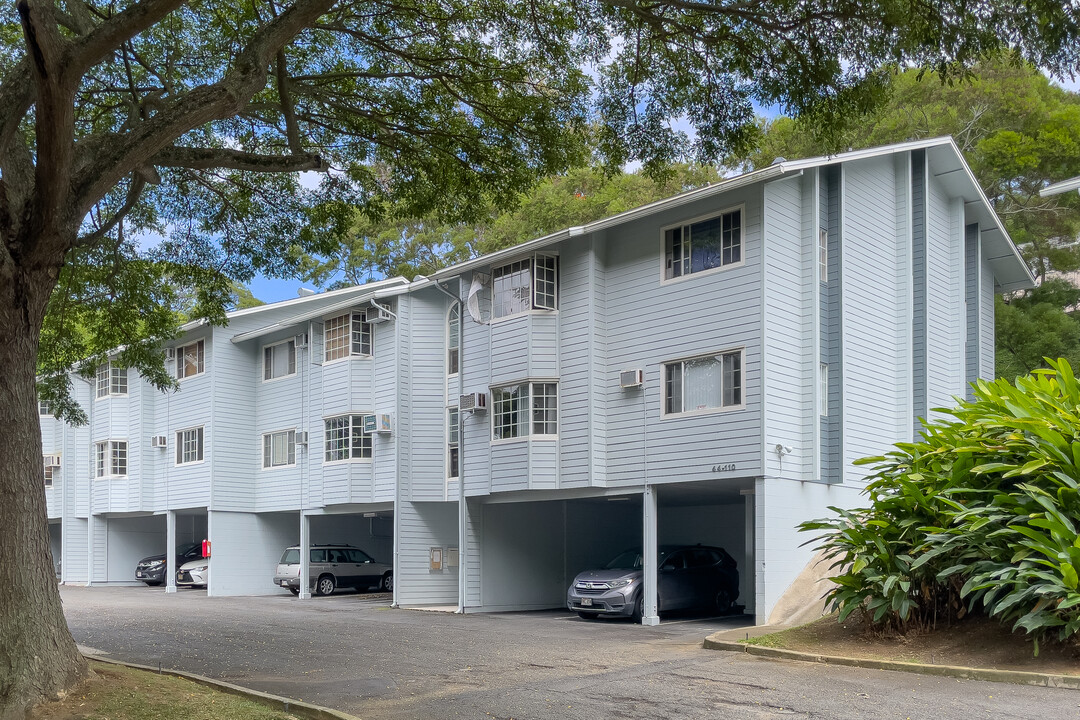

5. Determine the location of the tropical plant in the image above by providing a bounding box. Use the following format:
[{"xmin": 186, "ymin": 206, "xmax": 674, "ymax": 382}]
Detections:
[{"xmin": 801, "ymin": 359, "xmax": 1080, "ymax": 652}]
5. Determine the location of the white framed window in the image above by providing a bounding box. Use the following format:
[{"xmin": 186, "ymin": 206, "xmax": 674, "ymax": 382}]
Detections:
[
  {"xmin": 323, "ymin": 415, "xmax": 372, "ymax": 462},
  {"xmin": 95, "ymin": 362, "xmax": 127, "ymax": 398},
  {"xmin": 262, "ymin": 429, "xmax": 296, "ymax": 468},
  {"xmin": 177, "ymin": 340, "xmax": 205, "ymax": 379},
  {"xmin": 175, "ymin": 427, "xmax": 204, "ymax": 465},
  {"xmin": 39, "ymin": 400, "xmax": 51, "ymax": 417},
  {"xmin": 447, "ymin": 303, "xmax": 460, "ymax": 376},
  {"xmin": 263, "ymin": 339, "xmax": 296, "ymax": 381},
  {"xmin": 663, "ymin": 207, "xmax": 742, "ymax": 280},
  {"xmin": 491, "ymin": 382, "xmax": 558, "ymax": 440},
  {"xmin": 447, "ymin": 407, "xmax": 459, "ymax": 478},
  {"xmin": 663, "ymin": 350, "xmax": 744, "ymax": 415},
  {"xmin": 820, "ymin": 363, "xmax": 829, "ymax": 417},
  {"xmin": 94, "ymin": 440, "xmax": 127, "ymax": 477},
  {"xmin": 819, "ymin": 228, "xmax": 828, "ymax": 284},
  {"xmin": 492, "ymin": 254, "xmax": 559, "ymax": 319},
  {"xmin": 324, "ymin": 312, "xmax": 372, "ymax": 362},
  {"xmin": 44, "ymin": 464, "xmax": 54, "ymax": 488}
]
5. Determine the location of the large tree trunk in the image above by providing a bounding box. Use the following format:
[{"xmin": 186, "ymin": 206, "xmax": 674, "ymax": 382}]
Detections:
[{"xmin": 0, "ymin": 253, "xmax": 87, "ymax": 719}]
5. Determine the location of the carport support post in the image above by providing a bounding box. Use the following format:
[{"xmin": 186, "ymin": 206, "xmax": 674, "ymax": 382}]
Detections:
[
  {"xmin": 299, "ymin": 513, "xmax": 311, "ymax": 600},
  {"xmin": 642, "ymin": 486, "xmax": 660, "ymax": 626},
  {"xmin": 165, "ymin": 510, "xmax": 177, "ymax": 593}
]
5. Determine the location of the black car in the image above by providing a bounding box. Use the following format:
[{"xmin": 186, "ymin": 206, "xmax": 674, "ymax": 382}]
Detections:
[
  {"xmin": 567, "ymin": 545, "xmax": 739, "ymax": 621},
  {"xmin": 135, "ymin": 543, "xmax": 204, "ymax": 586}
]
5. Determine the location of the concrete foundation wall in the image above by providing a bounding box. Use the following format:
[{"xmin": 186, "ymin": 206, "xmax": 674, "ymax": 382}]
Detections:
[{"xmin": 105, "ymin": 515, "xmax": 166, "ymax": 583}]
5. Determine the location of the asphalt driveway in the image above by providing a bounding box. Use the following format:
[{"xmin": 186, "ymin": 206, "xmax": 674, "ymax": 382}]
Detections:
[{"xmin": 62, "ymin": 586, "xmax": 1079, "ymax": 719}]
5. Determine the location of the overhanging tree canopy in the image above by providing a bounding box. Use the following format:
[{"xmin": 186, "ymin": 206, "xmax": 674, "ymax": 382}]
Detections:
[{"xmin": 3, "ymin": 0, "xmax": 1080, "ymax": 716}]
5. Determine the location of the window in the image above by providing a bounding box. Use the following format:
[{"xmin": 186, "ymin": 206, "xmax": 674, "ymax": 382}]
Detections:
[
  {"xmin": 323, "ymin": 415, "xmax": 372, "ymax": 462},
  {"xmin": 177, "ymin": 340, "xmax": 205, "ymax": 379},
  {"xmin": 39, "ymin": 400, "xmax": 51, "ymax": 417},
  {"xmin": 262, "ymin": 429, "xmax": 296, "ymax": 468},
  {"xmin": 664, "ymin": 208, "xmax": 742, "ymax": 280},
  {"xmin": 447, "ymin": 407, "xmax": 459, "ymax": 478},
  {"xmin": 95, "ymin": 441, "xmax": 127, "ymax": 477},
  {"xmin": 492, "ymin": 254, "xmax": 559, "ymax": 319},
  {"xmin": 44, "ymin": 464, "xmax": 54, "ymax": 488},
  {"xmin": 819, "ymin": 228, "xmax": 828, "ymax": 283},
  {"xmin": 820, "ymin": 363, "xmax": 829, "ymax": 417},
  {"xmin": 447, "ymin": 303, "xmax": 460, "ymax": 375},
  {"xmin": 492, "ymin": 382, "xmax": 558, "ymax": 440},
  {"xmin": 175, "ymin": 427, "xmax": 204, "ymax": 465},
  {"xmin": 95, "ymin": 362, "xmax": 127, "ymax": 398},
  {"xmin": 664, "ymin": 350, "xmax": 743, "ymax": 415},
  {"xmin": 324, "ymin": 312, "xmax": 372, "ymax": 362},
  {"xmin": 263, "ymin": 340, "xmax": 296, "ymax": 381}
]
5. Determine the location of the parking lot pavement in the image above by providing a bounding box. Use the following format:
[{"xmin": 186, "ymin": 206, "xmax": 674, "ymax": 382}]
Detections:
[{"xmin": 63, "ymin": 586, "xmax": 1080, "ymax": 720}]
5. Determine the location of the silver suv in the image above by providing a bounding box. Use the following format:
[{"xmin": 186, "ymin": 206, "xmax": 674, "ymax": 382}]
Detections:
[{"xmin": 273, "ymin": 544, "xmax": 392, "ymax": 596}]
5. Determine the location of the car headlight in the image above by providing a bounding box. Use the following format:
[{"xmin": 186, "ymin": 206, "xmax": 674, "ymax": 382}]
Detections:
[
  {"xmin": 191, "ymin": 565, "xmax": 208, "ymax": 572},
  {"xmin": 149, "ymin": 560, "xmax": 165, "ymax": 567},
  {"xmin": 608, "ymin": 577, "xmax": 634, "ymax": 589}
]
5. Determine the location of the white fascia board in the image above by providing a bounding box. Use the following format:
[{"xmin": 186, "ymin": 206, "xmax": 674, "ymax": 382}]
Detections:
[
  {"xmin": 1040, "ymin": 175, "xmax": 1080, "ymax": 197},
  {"xmin": 229, "ymin": 283, "xmax": 409, "ymax": 344}
]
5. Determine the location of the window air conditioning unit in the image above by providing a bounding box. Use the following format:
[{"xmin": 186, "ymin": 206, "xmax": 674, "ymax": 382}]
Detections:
[
  {"xmin": 376, "ymin": 414, "xmax": 393, "ymax": 434},
  {"xmin": 43, "ymin": 454, "xmax": 61, "ymax": 468},
  {"xmin": 459, "ymin": 392, "xmax": 487, "ymax": 412},
  {"xmin": 294, "ymin": 333, "xmax": 308, "ymax": 349},
  {"xmin": 620, "ymin": 369, "xmax": 644, "ymax": 388},
  {"xmin": 296, "ymin": 431, "xmax": 308, "ymax": 446},
  {"xmin": 151, "ymin": 435, "xmax": 168, "ymax": 448},
  {"xmin": 164, "ymin": 347, "xmax": 176, "ymax": 361},
  {"xmin": 367, "ymin": 306, "xmax": 393, "ymax": 324}
]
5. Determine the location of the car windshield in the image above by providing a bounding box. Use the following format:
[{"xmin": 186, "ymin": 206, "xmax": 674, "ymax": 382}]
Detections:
[
  {"xmin": 178, "ymin": 543, "xmax": 201, "ymax": 557},
  {"xmin": 280, "ymin": 549, "xmax": 300, "ymax": 564},
  {"xmin": 604, "ymin": 548, "xmax": 672, "ymax": 570}
]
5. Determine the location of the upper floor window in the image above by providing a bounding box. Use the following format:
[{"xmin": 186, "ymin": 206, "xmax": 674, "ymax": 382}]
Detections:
[
  {"xmin": 95, "ymin": 363, "xmax": 127, "ymax": 398},
  {"xmin": 324, "ymin": 415, "xmax": 372, "ymax": 462},
  {"xmin": 447, "ymin": 303, "xmax": 460, "ymax": 375},
  {"xmin": 39, "ymin": 400, "xmax": 52, "ymax": 417},
  {"xmin": 664, "ymin": 350, "xmax": 743, "ymax": 415},
  {"xmin": 95, "ymin": 440, "xmax": 127, "ymax": 477},
  {"xmin": 492, "ymin": 254, "xmax": 558, "ymax": 319},
  {"xmin": 176, "ymin": 427, "xmax": 204, "ymax": 465},
  {"xmin": 177, "ymin": 340, "xmax": 205, "ymax": 379},
  {"xmin": 325, "ymin": 311, "xmax": 372, "ymax": 362},
  {"xmin": 262, "ymin": 429, "xmax": 296, "ymax": 468},
  {"xmin": 263, "ymin": 340, "xmax": 296, "ymax": 381},
  {"xmin": 44, "ymin": 464, "xmax": 54, "ymax": 488},
  {"xmin": 664, "ymin": 208, "xmax": 742, "ymax": 280},
  {"xmin": 491, "ymin": 382, "xmax": 558, "ymax": 440},
  {"xmin": 819, "ymin": 228, "xmax": 828, "ymax": 284},
  {"xmin": 447, "ymin": 407, "xmax": 459, "ymax": 478}
]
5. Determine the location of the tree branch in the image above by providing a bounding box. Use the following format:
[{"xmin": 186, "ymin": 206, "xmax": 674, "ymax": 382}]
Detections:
[
  {"xmin": 275, "ymin": 50, "xmax": 303, "ymax": 153},
  {"xmin": 152, "ymin": 146, "xmax": 326, "ymax": 172},
  {"xmin": 74, "ymin": 173, "xmax": 147, "ymax": 248}
]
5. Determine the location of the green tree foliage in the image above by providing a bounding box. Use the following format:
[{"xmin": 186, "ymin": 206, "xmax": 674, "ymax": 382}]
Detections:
[
  {"xmin": 300, "ymin": 164, "xmax": 723, "ymax": 287},
  {"xmin": 737, "ymin": 57, "xmax": 1080, "ymax": 379},
  {"xmin": 801, "ymin": 360, "xmax": 1080, "ymax": 652}
]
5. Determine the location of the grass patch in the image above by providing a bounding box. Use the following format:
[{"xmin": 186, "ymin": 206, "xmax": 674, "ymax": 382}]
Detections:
[{"xmin": 30, "ymin": 661, "xmax": 302, "ymax": 720}]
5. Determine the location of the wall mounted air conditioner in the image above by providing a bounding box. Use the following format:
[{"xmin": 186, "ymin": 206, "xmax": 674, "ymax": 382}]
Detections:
[
  {"xmin": 620, "ymin": 369, "xmax": 644, "ymax": 388},
  {"xmin": 296, "ymin": 431, "xmax": 308, "ymax": 446},
  {"xmin": 376, "ymin": 414, "xmax": 393, "ymax": 434},
  {"xmin": 151, "ymin": 435, "xmax": 168, "ymax": 448},
  {"xmin": 367, "ymin": 306, "xmax": 393, "ymax": 324},
  {"xmin": 294, "ymin": 333, "xmax": 308, "ymax": 349},
  {"xmin": 164, "ymin": 347, "xmax": 176, "ymax": 361},
  {"xmin": 459, "ymin": 392, "xmax": 488, "ymax": 412},
  {"xmin": 43, "ymin": 454, "xmax": 61, "ymax": 467}
]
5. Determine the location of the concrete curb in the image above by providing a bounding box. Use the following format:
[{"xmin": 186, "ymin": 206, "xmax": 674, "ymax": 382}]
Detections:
[
  {"xmin": 85, "ymin": 655, "xmax": 362, "ymax": 720},
  {"xmin": 702, "ymin": 636, "xmax": 1080, "ymax": 690}
]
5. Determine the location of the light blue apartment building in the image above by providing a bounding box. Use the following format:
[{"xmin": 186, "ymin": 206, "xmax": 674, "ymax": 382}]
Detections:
[{"xmin": 40, "ymin": 138, "xmax": 1033, "ymax": 625}]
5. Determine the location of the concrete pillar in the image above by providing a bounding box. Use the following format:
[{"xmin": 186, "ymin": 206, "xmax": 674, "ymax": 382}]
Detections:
[
  {"xmin": 642, "ymin": 485, "xmax": 660, "ymax": 626},
  {"xmin": 165, "ymin": 510, "xmax": 177, "ymax": 594},
  {"xmin": 299, "ymin": 513, "xmax": 311, "ymax": 600},
  {"xmin": 85, "ymin": 514, "xmax": 95, "ymax": 587}
]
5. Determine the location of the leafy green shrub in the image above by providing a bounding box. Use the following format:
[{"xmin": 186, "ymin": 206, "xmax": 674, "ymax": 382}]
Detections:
[{"xmin": 801, "ymin": 359, "xmax": 1080, "ymax": 650}]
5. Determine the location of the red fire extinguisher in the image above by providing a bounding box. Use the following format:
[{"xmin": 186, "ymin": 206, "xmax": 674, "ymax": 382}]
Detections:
[{"xmin": 202, "ymin": 539, "xmax": 211, "ymax": 558}]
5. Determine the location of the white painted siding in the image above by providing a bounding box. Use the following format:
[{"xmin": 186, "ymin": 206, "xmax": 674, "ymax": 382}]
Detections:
[
  {"xmin": 924, "ymin": 172, "xmax": 964, "ymax": 410},
  {"xmin": 396, "ymin": 501, "xmax": 458, "ymax": 606},
  {"xmin": 980, "ymin": 253, "xmax": 996, "ymax": 380}
]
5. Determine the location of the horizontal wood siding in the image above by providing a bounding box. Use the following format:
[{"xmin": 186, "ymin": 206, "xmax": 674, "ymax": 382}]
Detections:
[
  {"xmin": 406, "ymin": 291, "xmax": 452, "ymax": 502},
  {"xmin": 762, "ymin": 174, "xmax": 813, "ymax": 481},
  {"xmin": 925, "ymin": 170, "xmax": 964, "ymax": 412},
  {"xmin": 558, "ymin": 241, "xmax": 597, "ymax": 488},
  {"xmin": 980, "ymin": 253, "xmax": 996, "ymax": 380},
  {"xmin": 155, "ymin": 330, "xmax": 213, "ymax": 510},
  {"xmin": 842, "ymin": 157, "xmax": 909, "ymax": 484},
  {"xmin": 372, "ymin": 315, "xmax": 399, "ymax": 503},
  {"xmin": 213, "ymin": 327, "xmax": 259, "ymax": 512},
  {"xmin": 395, "ymin": 501, "xmax": 458, "ymax": 606}
]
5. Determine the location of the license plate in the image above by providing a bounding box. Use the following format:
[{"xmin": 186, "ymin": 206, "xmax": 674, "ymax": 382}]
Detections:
[
  {"xmin": 580, "ymin": 598, "xmax": 593, "ymax": 607},
  {"xmin": 280, "ymin": 580, "xmax": 288, "ymax": 587},
  {"xmin": 136, "ymin": 572, "xmax": 143, "ymax": 578}
]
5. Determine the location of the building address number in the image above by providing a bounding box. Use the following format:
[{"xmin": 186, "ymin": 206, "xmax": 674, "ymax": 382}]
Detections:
[{"xmin": 711, "ymin": 463, "xmax": 736, "ymax": 473}]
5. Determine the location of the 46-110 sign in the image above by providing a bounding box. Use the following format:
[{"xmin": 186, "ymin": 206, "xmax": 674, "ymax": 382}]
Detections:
[{"xmin": 711, "ymin": 463, "xmax": 736, "ymax": 473}]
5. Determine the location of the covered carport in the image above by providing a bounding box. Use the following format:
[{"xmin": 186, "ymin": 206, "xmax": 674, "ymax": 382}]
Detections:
[
  {"xmin": 472, "ymin": 479, "xmax": 754, "ymax": 624},
  {"xmin": 88, "ymin": 509, "xmax": 206, "ymax": 587},
  {"xmin": 296, "ymin": 503, "xmax": 394, "ymax": 599}
]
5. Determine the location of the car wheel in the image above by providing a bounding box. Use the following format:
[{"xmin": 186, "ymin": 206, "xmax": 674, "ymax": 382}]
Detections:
[
  {"xmin": 715, "ymin": 590, "xmax": 733, "ymax": 615},
  {"xmin": 288, "ymin": 587, "xmax": 300, "ymax": 596},
  {"xmin": 316, "ymin": 574, "xmax": 336, "ymax": 596},
  {"xmin": 577, "ymin": 611, "xmax": 599, "ymax": 620},
  {"xmin": 381, "ymin": 572, "xmax": 393, "ymax": 592},
  {"xmin": 631, "ymin": 595, "xmax": 644, "ymax": 623}
]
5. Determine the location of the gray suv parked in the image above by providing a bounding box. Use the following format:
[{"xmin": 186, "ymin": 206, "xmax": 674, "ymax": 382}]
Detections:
[{"xmin": 273, "ymin": 544, "xmax": 392, "ymax": 596}]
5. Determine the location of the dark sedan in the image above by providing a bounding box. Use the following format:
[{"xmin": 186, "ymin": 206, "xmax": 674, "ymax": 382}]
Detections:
[
  {"xmin": 135, "ymin": 543, "xmax": 204, "ymax": 586},
  {"xmin": 567, "ymin": 545, "xmax": 739, "ymax": 621}
]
